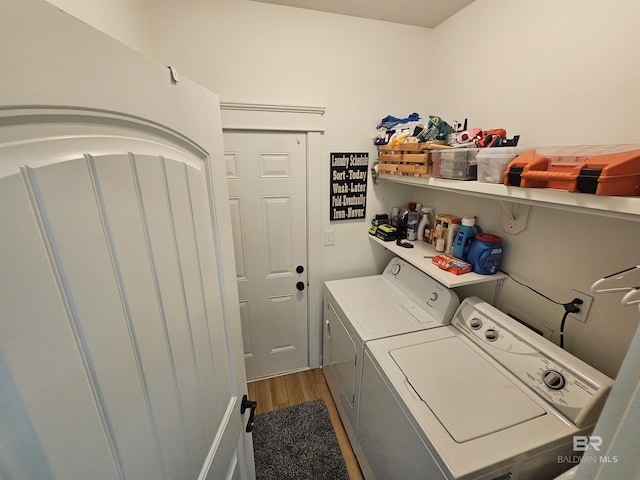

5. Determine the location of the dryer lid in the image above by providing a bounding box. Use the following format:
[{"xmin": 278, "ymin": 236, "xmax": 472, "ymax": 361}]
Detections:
[
  {"xmin": 326, "ymin": 276, "xmax": 444, "ymax": 342},
  {"xmin": 390, "ymin": 336, "xmax": 546, "ymax": 443}
]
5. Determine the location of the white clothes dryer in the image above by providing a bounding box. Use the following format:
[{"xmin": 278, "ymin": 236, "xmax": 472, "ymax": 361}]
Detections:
[
  {"xmin": 357, "ymin": 297, "xmax": 613, "ymax": 480},
  {"xmin": 322, "ymin": 257, "xmax": 460, "ymax": 448}
]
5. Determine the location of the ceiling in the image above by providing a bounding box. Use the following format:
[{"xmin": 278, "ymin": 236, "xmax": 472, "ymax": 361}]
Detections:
[{"xmin": 250, "ymin": 0, "xmax": 475, "ymax": 29}]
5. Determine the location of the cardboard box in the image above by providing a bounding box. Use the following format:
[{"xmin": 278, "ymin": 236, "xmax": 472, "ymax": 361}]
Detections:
[{"xmin": 432, "ymin": 254, "xmax": 472, "ymax": 275}]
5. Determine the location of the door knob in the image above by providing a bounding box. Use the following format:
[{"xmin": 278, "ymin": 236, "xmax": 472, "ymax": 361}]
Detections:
[
  {"xmin": 241, "ymin": 395, "xmax": 257, "ymax": 433},
  {"xmin": 296, "ymin": 281, "xmax": 305, "ymax": 291},
  {"xmin": 296, "ymin": 265, "xmax": 304, "ymax": 274}
]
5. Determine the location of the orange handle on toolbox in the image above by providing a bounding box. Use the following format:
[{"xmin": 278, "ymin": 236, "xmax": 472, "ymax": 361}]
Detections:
[{"xmin": 521, "ymin": 171, "xmax": 576, "ymax": 180}]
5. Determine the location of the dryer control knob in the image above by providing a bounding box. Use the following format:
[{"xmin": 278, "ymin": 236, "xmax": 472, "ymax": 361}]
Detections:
[{"xmin": 543, "ymin": 370, "xmax": 566, "ymax": 390}]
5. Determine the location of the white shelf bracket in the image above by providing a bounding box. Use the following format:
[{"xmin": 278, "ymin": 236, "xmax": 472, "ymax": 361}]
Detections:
[{"xmin": 499, "ymin": 201, "xmax": 530, "ymax": 234}]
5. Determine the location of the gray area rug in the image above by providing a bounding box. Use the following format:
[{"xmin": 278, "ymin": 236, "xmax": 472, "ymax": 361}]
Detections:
[{"xmin": 252, "ymin": 399, "xmax": 349, "ymax": 480}]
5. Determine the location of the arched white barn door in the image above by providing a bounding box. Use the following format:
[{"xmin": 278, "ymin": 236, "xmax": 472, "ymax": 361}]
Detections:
[{"xmin": 0, "ymin": 2, "xmax": 253, "ymax": 479}]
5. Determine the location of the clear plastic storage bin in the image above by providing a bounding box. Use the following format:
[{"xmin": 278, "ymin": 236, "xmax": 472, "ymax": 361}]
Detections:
[
  {"xmin": 477, "ymin": 147, "xmax": 523, "ymax": 184},
  {"xmin": 431, "ymin": 150, "xmax": 443, "ymax": 178},
  {"xmin": 440, "ymin": 148, "xmax": 480, "ymax": 180}
]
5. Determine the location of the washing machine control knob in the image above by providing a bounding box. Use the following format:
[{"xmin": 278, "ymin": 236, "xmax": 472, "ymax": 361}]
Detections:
[
  {"xmin": 391, "ymin": 263, "xmax": 401, "ymax": 275},
  {"xmin": 543, "ymin": 370, "xmax": 566, "ymax": 390},
  {"xmin": 484, "ymin": 329, "xmax": 498, "ymax": 341},
  {"xmin": 469, "ymin": 318, "xmax": 483, "ymax": 329}
]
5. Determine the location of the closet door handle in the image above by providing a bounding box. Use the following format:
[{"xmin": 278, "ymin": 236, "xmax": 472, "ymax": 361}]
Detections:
[
  {"xmin": 296, "ymin": 281, "xmax": 305, "ymax": 291},
  {"xmin": 240, "ymin": 395, "xmax": 257, "ymax": 433}
]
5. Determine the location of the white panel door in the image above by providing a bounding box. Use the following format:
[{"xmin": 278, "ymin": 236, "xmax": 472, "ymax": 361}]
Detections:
[
  {"xmin": 0, "ymin": 2, "xmax": 253, "ymax": 479},
  {"xmin": 224, "ymin": 131, "xmax": 308, "ymax": 379}
]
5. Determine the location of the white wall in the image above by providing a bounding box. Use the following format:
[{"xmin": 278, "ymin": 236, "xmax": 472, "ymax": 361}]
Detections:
[
  {"xmin": 422, "ymin": 0, "xmax": 640, "ymax": 378},
  {"xmin": 144, "ymin": 0, "xmax": 432, "ymax": 275},
  {"xmin": 429, "ymin": 0, "xmax": 640, "ymax": 147},
  {"xmin": 46, "ymin": 0, "xmax": 153, "ymax": 56},
  {"xmin": 40, "ymin": 0, "xmax": 640, "ymax": 377}
]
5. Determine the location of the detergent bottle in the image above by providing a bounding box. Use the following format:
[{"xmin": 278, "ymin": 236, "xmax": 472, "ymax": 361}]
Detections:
[
  {"xmin": 467, "ymin": 234, "xmax": 503, "ymax": 274},
  {"xmin": 451, "ymin": 216, "xmax": 482, "ymax": 260}
]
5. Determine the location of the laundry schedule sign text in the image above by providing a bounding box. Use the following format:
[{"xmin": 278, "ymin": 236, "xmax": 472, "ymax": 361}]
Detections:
[{"xmin": 330, "ymin": 152, "xmax": 368, "ymax": 221}]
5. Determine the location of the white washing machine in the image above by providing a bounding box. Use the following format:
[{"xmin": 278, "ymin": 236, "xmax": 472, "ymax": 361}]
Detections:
[
  {"xmin": 357, "ymin": 296, "xmax": 613, "ymax": 480},
  {"xmin": 322, "ymin": 257, "xmax": 460, "ymax": 448}
]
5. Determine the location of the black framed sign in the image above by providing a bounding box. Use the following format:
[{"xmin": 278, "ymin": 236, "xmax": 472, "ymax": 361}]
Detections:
[{"xmin": 330, "ymin": 152, "xmax": 368, "ymax": 221}]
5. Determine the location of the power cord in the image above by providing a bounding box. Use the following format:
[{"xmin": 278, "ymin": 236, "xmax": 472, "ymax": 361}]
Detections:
[
  {"xmin": 499, "ymin": 270, "xmax": 566, "ymax": 306},
  {"xmin": 500, "ymin": 270, "xmax": 584, "ymax": 349},
  {"xmin": 560, "ymin": 298, "xmax": 583, "ymax": 349}
]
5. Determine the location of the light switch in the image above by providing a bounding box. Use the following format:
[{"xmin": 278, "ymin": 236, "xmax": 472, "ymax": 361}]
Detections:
[{"xmin": 324, "ymin": 230, "xmax": 335, "ymax": 246}]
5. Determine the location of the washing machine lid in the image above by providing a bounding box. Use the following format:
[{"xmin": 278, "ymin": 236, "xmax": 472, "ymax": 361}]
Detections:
[{"xmin": 390, "ymin": 336, "xmax": 546, "ymax": 443}]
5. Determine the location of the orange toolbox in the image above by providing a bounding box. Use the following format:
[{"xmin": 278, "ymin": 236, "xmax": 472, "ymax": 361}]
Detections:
[{"xmin": 504, "ymin": 144, "xmax": 640, "ymax": 196}]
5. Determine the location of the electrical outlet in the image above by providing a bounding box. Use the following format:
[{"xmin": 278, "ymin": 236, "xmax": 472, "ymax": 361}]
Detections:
[{"xmin": 569, "ymin": 289, "xmax": 594, "ymax": 323}]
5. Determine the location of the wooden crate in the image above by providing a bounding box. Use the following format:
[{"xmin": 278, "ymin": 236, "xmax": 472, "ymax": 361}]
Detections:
[
  {"xmin": 377, "ymin": 152, "xmax": 402, "ymax": 174},
  {"xmin": 380, "ymin": 141, "xmax": 446, "ymax": 153},
  {"xmin": 377, "ymin": 144, "xmax": 432, "ymax": 177},
  {"xmin": 396, "ymin": 143, "xmax": 427, "ymax": 153}
]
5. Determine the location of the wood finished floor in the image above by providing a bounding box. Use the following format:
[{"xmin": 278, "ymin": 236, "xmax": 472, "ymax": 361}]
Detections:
[{"xmin": 248, "ymin": 368, "xmax": 364, "ymax": 480}]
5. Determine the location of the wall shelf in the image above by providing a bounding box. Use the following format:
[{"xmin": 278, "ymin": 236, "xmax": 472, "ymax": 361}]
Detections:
[
  {"xmin": 369, "ymin": 235, "xmax": 507, "ymax": 288},
  {"xmin": 379, "ymin": 174, "xmax": 640, "ymax": 222}
]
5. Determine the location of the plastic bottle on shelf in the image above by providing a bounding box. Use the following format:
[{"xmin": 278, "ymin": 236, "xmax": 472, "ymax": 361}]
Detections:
[
  {"xmin": 445, "ymin": 218, "xmax": 461, "ymax": 254},
  {"xmin": 452, "ymin": 216, "xmax": 482, "ymax": 260},
  {"xmin": 416, "ymin": 207, "xmax": 432, "ymax": 242},
  {"xmin": 391, "ymin": 207, "xmax": 399, "ymax": 227},
  {"xmin": 434, "ymin": 224, "xmax": 445, "ymax": 252},
  {"xmin": 406, "ymin": 211, "xmax": 419, "ymax": 240}
]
